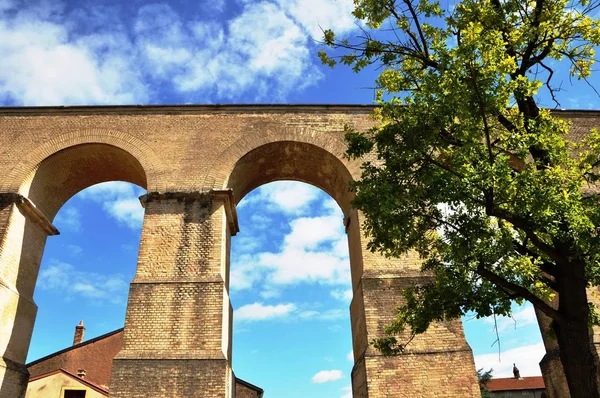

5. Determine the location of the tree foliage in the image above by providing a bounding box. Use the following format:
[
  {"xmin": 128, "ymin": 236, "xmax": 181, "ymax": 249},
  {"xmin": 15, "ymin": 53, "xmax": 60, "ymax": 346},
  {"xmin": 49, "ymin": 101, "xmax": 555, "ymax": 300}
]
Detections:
[
  {"xmin": 321, "ymin": 0, "xmax": 600, "ymax": 395},
  {"xmin": 477, "ymin": 368, "xmax": 494, "ymax": 398}
]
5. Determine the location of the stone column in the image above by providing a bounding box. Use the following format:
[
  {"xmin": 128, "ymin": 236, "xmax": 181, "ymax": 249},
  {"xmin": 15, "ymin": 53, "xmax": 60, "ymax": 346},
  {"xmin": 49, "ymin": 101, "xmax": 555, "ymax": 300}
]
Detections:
[
  {"xmin": 346, "ymin": 211, "xmax": 480, "ymax": 397},
  {"xmin": 110, "ymin": 190, "xmax": 238, "ymax": 398},
  {"xmin": 0, "ymin": 193, "xmax": 59, "ymax": 398}
]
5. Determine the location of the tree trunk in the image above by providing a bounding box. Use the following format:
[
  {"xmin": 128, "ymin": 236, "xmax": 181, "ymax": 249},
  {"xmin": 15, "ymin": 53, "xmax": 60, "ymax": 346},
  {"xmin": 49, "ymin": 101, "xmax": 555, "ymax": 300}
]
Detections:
[{"xmin": 554, "ymin": 262, "xmax": 600, "ymax": 398}]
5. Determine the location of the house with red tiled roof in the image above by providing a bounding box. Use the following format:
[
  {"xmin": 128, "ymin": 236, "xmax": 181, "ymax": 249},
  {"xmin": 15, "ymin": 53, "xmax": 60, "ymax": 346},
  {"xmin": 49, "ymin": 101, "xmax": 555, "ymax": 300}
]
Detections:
[
  {"xmin": 484, "ymin": 376, "xmax": 546, "ymax": 397},
  {"xmin": 25, "ymin": 322, "xmax": 263, "ymax": 398}
]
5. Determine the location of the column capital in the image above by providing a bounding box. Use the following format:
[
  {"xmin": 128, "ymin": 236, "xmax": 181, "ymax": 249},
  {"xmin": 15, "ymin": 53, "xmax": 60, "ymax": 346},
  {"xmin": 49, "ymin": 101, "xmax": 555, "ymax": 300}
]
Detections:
[
  {"xmin": 0, "ymin": 192, "xmax": 59, "ymax": 236},
  {"xmin": 139, "ymin": 189, "xmax": 239, "ymax": 235}
]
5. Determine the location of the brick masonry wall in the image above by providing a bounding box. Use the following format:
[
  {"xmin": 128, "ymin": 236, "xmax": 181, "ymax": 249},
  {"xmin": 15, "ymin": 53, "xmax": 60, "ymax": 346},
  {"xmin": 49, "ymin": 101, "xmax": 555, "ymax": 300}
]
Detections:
[
  {"xmin": 111, "ymin": 359, "xmax": 230, "ymax": 398},
  {"xmin": 110, "ymin": 195, "xmax": 233, "ymax": 397},
  {"xmin": 234, "ymin": 382, "xmax": 260, "ymax": 398},
  {"xmin": 1, "ymin": 105, "xmax": 596, "ymax": 397},
  {"xmin": 27, "ymin": 330, "xmax": 123, "ymax": 389}
]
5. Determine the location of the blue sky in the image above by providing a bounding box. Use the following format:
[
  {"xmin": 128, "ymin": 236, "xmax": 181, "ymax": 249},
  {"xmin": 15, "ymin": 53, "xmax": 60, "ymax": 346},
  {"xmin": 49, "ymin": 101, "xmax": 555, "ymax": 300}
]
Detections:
[
  {"xmin": 29, "ymin": 182, "xmax": 544, "ymax": 398},
  {"xmin": 4, "ymin": 0, "xmax": 600, "ymax": 396}
]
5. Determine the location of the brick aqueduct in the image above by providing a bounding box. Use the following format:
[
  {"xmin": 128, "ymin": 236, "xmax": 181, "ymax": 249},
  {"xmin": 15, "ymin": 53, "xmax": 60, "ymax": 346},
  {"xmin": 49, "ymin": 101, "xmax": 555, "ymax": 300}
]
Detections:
[{"xmin": 0, "ymin": 105, "xmax": 594, "ymax": 397}]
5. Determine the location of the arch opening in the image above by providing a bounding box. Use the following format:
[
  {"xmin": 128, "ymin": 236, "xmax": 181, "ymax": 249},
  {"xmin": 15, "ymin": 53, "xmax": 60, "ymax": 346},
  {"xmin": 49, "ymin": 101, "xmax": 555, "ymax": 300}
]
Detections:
[
  {"xmin": 26, "ymin": 180, "xmax": 145, "ymax": 392},
  {"xmin": 230, "ymin": 181, "xmax": 354, "ymax": 398},
  {"xmin": 225, "ymin": 141, "xmax": 366, "ymax": 397},
  {"xmin": 0, "ymin": 143, "xmax": 148, "ymax": 398}
]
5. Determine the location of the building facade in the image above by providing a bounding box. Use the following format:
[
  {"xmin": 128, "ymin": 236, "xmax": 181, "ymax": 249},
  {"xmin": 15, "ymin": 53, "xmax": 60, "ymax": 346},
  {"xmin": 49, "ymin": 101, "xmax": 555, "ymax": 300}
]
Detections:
[
  {"xmin": 485, "ymin": 376, "xmax": 546, "ymax": 397},
  {"xmin": 1, "ymin": 105, "xmax": 597, "ymax": 397},
  {"xmin": 26, "ymin": 323, "xmax": 263, "ymax": 398}
]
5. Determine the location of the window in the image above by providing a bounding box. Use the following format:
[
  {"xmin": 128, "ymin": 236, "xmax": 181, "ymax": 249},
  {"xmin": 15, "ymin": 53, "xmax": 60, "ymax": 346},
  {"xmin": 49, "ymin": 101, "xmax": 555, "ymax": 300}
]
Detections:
[{"xmin": 64, "ymin": 390, "xmax": 86, "ymax": 398}]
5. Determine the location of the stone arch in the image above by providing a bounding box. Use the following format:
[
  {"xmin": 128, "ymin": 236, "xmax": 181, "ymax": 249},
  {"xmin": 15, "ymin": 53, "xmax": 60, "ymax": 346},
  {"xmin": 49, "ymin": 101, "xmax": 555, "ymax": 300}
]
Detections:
[
  {"xmin": 225, "ymin": 140, "xmax": 357, "ymax": 215},
  {"xmin": 203, "ymin": 126, "xmax": 361, "ymax": 202},
  {"xmin": 1, "ymin": 128, "xmax": 164, "ymax": 196},
  {"xmin": 5, "ymin": 140, "xmax": 151, "ymax": 292},
  {"xmin": 217, "ymin": 132, "xmax": 480, "ymax": 398},
  {"xmin": 0, "ymin": 138, "xmax": 152, "ymax": 398},
  {"xmin": 222, "ymin": 138, "xmax": 376, "ymax": 396}
]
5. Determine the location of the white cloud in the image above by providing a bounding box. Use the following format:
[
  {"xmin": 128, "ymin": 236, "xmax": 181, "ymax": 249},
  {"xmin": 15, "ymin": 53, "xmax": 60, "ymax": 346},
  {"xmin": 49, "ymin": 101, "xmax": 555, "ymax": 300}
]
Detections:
[
  {"xmin": 347, "ymin": 350, "xmax": 353, "ymax": 361},
  {"xmin": 259, "ymin": 286, "xmax": 281, "ymax": 299},
  {"xmin": 134, "ymin": 1, "xmax": 324, "ymax": 100},
  {"xmin": 53, "ymin": 206, "xmax": 82, "ymax": 232},
  {"xmin": 331, "ymin": 289, "xmax": 353, "ymax": 301},
  {"xmin": 232, "ymin": 182, "xmax": 351, "ymax": 291},
  {"xmin": 284, "ymin": 215, "xmax": 344, "ymax": 249},
  {"xmin": 267, "ymin": 183, "xmax": 320, "ymax": 213},
  {"xmin": 235, "ymin": 302, "xmax": 296, "ymax": 322},
  {"xmin": 78, "ymin": 181, "xmax": 139, "ymax": 199},
  {"xmin": 299, "ymin": 310, "xmax": 320, "ymax": 319},
  {"xmin": 103, "ymin": 198, "xmax": 145, "ymax": 230},
  {"xmin": 298, "ymin": 308, "xmax": 347, "ymax": 321},
  {"xmin": 332, "ymin": 238, "xmax": 350, "ymax": 258},
  {"xmin": 232, "ymin": 199, "xmax": 350, "ymax": 290},
  {"xmin": 276, "ymin": 0, "xmax": 357, "ymax": 40},
  {"xmin": 233, "ymin": 235, "xmax": 265, "ymax": 253},
  {"xmin": 312, "ymin": 369, "xmax": 343, "ymax": 383},
  {"xmin": 256, "ymin": 212, "xmax": 350, "ymax": 285},
  {"xmin": 65, "ymin": 244, "xmax": 83, "ymax": 257},
  {"xmin": 78, "ymin": 181, "xmax": 145, "ymax": 230},
  {"xmin": 249, "ymin": 214, "xmax": 272, "ymax": 230},
  {"xmin": 474, "ymin": 342, "xmax": 545, "ymax": 378},
  {"xmin": 323, "ymin": 197, "xmax": 343, "ymax": 215},
  {"xmin": 259, "ymin": 247, "xmax": 350, "ymax": 285},
  {"xmin": 317, "ymin": 309, "xmax": 346, "ymax": 320},
  {"xmin": 0, "ymin": 3, "xmax": 147, "ymax": 105},
  {"xmin": 229, "ymin": 2, "xmax": 306, "ymax": 74},
  {"xmin": 239, "ymin": 181, "xmax": 322, "ymax": 214},
  {"xmin": 484, "ymin": 304, "xmax": 538, "ymax": 333},
  {"xmin": 340, "ymin": 384, "xmax": 353, "ymax": 398},
  {"xmin": 230, "ymin": 254, "xmax": 266, "ymax": 291},
  {"xmin": 234, "ymin": 301, "xmax": 347, "ymax": 323},
  {"xmin": 37, "ymin": 260, "xmax": 128, "ymax": 304},
  {"xmin": 0, "ymin": 1, "xmax": 360, "ymax": 105}
]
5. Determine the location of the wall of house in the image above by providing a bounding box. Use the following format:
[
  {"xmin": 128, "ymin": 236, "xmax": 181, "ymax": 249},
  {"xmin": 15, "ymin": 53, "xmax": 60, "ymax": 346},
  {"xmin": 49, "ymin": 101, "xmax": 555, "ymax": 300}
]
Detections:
[
  {"xmin": 26, "ymin": 372, "xmax": 106, "ymax": 398},
  {"xmin": 235, "ymin": 382, "xmax": 260, "ymax": 398},
  {"xmin": 489, "ymin": 389, "xmax": 545, "ymax": 397},
  {"xmin": 27, "ymin": 330, "xmax": 123, "ymax": 390}
]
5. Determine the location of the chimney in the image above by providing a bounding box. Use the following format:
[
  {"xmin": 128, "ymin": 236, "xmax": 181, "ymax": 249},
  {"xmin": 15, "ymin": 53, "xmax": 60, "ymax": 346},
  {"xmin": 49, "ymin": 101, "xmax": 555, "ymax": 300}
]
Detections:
[
  {"xmin": 77, "ymin": 369, "xmax": 87, "ymax": 379},
  {"xmin": 73, "ymin": 320, "xmax": 85, "ymax": 346}
]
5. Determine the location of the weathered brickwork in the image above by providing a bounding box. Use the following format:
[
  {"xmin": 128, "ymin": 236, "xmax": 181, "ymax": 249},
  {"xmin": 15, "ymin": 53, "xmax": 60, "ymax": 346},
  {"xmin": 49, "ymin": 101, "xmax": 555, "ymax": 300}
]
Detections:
[
  {"xmin": 110, "ymin": 194, "xmax": 234, "ymax": 396},
  {"xmin": 1, "ymin": 105, "xmax": 595, "ymax": 397},
  {"xmin": 234, "ymin": 378, "xmax": 263, "ymax": 398},
  {"xmin": 27, "ymin": 329, "xmax": 123, "ymax": 389},
  {"xmin": 361, "ymin": 351, "xmax": 480, "ymax": 397},
  {"xmin": 111, "ymin": 359, "xmax": 231, "ymax": 398}
]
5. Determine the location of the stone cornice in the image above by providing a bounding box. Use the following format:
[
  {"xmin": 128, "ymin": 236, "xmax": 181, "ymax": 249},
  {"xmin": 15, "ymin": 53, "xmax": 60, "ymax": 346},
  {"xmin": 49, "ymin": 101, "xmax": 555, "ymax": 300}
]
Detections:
[
  {"xmin": 0, "ymin": 104, "xmax": 598, "ymax": 117},
  {"xmin": 0, "ymin": 104, "xmax": 378, "ymax": 116},
  {"xmin": 139, "ymin": 190, "xmax": 239, "ymax": 235},
  {"xmin": 0, "ymin": 193, "xmax": 59, "ymax": 236}
]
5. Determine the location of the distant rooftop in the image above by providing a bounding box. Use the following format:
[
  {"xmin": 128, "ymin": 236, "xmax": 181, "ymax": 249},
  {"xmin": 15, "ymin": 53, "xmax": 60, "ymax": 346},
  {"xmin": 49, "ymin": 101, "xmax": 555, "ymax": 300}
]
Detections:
[{"xmin": 485, "ymin": 376, "xmax": 545, "ymax": 392}]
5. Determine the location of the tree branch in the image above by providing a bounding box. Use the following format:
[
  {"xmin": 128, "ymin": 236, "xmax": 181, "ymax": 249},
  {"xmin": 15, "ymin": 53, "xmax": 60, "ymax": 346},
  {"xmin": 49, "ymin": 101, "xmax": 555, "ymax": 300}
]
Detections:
[
  {"xmin": 402, "ymin": 0, "xmax": 430, "ymax": 61},
  {"xmin": 476, "ymin": 263, "xmax": 562, "ymax": 321},
  {"xmin": 512, "ymin": 239, "xmax": 559, "ymax": 277},
  {"xmin": 487, "ymin": 208, "xmax": 564, "ymax": 265}
]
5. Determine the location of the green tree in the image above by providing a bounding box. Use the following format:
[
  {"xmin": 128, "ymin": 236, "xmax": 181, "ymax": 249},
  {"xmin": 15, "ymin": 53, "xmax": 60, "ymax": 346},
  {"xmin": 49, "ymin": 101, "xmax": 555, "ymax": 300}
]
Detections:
[
  {"xmin": 477, "ymin": 368, "xmax": 494, "ymax": 398},
  {"xmin": 320, "ymin": 0, "xmax": 600, "ymax": 396}
]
